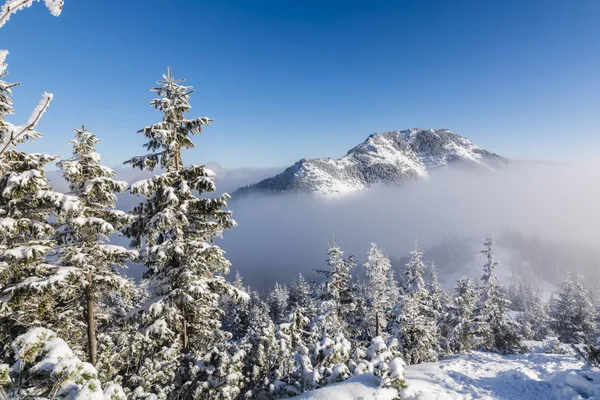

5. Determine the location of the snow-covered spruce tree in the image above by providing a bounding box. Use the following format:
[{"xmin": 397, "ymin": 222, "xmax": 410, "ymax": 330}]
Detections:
[
  {"xmin": 222, "ymin": 272, "xmax": 252, "ymax": 342},
  {"xmin": 314, "ymin": 236, "xmax": 357, "ymax": 338},
  {"xmin": 550, "ymin": 273, "xmax": 595, "ymax": 344},
  {"xmin": 288, "ymin": 272, "xmax": 318, "ymax": 322},
  {"xmin": 516, "ymin": 282, "xmax": 551, "ymax": 341},
  {"xmin": 393, "ymin": 243, "xmax": 439, "ymax": 364},
  {"xmin": 441, "ymin": 276, "xmax": 478, "ymax": 354},
  {"xmin": 350, "ymin": 336, "xmax": 406, "ymax": 390},
  {"xmin": 53, "ymin": 126, "xmax": 137, "ymax": 366},
  {"xmin": 0, "ymin": 62, "xmax": 80, "ymax": 356},
  {"xmin": 123, "ymin": 68, "xmax": 244, "ymax": 397},
  {"xmin": 363, "ymin": 243, "xmax": 396, "ymax": 338},
  {"xmin": 274, "ymin": 306, "xmax": 317, "ymax": 397},
  {"xmin": 267, "ymin": 281, "xmax": 290, "ymax": 325},
  {"xmin": 0, "ymin": 327, "xmax": 125, "ymax": 400},
  {"xmin": 311, "ymin": 331, "xmax": 352, "ymax": 386},
  {"xmin": 239, "ymin": 292, "xmax": 279, "ymax": 399},
  {"xmin": 425, "ymin": 261, "xmax": 447, "ymax": 318},
  {"xmin": 473, "ymin": 236, "xmax": 523, "ymax": 354}
]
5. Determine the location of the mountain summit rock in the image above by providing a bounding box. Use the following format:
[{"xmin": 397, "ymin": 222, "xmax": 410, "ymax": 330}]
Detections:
[{"xmin": 234, "ymin": 129, "xmax": 508, "ymax": 196}]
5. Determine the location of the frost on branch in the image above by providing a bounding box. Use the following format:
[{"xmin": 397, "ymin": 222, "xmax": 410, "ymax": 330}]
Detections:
[{"xmin": 0, "ymin": 0, "xmax": 64, "ymax": 28}]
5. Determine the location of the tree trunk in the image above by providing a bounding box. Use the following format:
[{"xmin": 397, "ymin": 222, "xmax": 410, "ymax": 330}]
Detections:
[
  {"xmin": 86, "ymin": 272, "xmax": 97, "ymax": 366},
  {"xmin": 375, "ymin": 311, "xmax": 381, "ymax": 337}
]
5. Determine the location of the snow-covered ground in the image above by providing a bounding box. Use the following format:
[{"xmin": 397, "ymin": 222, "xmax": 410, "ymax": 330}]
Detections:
[{"xmin": 297, "ymin": 351, "xmax": 600, "ymax": 400}]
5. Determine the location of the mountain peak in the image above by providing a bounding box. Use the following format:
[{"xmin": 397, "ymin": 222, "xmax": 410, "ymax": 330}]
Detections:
[{"xmin": 233, "ymin": 129, "xmax": 508, "ymax": 196}]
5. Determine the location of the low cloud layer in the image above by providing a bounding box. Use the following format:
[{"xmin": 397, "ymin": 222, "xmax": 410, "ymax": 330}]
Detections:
[
  {"xmin": 47, "ymin": 159, "xmax": 600, "ymax": 291},
  {"xmin": 219, "ymin": 160, "xmax": 600, "ymax": 289}
]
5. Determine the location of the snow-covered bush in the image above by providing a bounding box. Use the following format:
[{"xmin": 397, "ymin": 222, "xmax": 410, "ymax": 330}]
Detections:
[{"xmin": 0, "ymin": 327, "xmax": 124, "ymax": 399}]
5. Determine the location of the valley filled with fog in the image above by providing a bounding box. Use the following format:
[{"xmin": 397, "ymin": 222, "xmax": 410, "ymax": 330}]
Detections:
[{"xmin": 49, "ymin": 158, "xmax": 600, "ymax": 292}]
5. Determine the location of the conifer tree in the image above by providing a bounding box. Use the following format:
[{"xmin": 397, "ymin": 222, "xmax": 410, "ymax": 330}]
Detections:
[
  {"xmin": 222, "ymin": 272, "xmax": 251, "ymax": 341},
  {"xmin": 364, "ymin": 243, "xmax": 395, "ymax": 338},
  {"xmin": 516, "ymin": 282, "xmax": 551, "ymax": 341},
  {"xmin": 267, "ymin": 281, "xmax": 290, "ymax": 325},
  {"xmin": 123, "ymin": 68, "xmax": 244, "ymax": 396},
  {"xmin": 53, "ymin": 126, "xmax": 137, "ymax": 365},
  {"xmin": 241, "ymin": 293, "xmax": 279, "ymax": 398},
  {"xmin": 473, "ymin": 236, "xmax": 523, "ymax": 353},
  {"xmin": 314, "ymin": 236, "xmax": 356, "ymax": 337},
  {"xmin": 288, "ymin": 272, "xmax": 317, "ymax": 322},
  {"xmin": 393, "ymin": 243, "xmax": 439, "ymax": 364},
  {"xmin": 426, "ymin": 261, "xmax": 446, "ymax": 316},
  {"xmin": 0, "ymin": 54, "xmax": 80, "ymax": 355},
  {"xmin": 441, "ymin": 276, "xmax": 478, "ymax": 354},
  {"xmin": 551, "ymin": 273, "xmax": 595, "ymax": 344}
]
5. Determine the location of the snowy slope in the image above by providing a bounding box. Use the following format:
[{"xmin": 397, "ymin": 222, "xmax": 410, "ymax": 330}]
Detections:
[
  {"xmin": 298, "ymin": 351, "xmax": 600, "ymax": 400},
  {"xmin": 234, "ymin": 129, "xmax": 508, "ymax": 196},
  {"xmin": 292, "ymin": 374, "xmax": 398, "ymax": 400}
]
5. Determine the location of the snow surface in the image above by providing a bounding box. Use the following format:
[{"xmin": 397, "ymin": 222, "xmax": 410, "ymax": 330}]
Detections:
[
  {"xmin": 293, "ymin": 374, "xmax": 398, "ymax": 400},
  {"xmin": 297, "ymin": 351, "xmax": 600, "ymax": 400}
]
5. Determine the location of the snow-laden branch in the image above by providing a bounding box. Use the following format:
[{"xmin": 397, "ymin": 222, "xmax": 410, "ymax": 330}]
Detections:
[
  {"xmin": 0, "ymin": 92, "xmax": 52, "ymax": 156},
  {"xmin": 0, "ymin": 0, "xmax": 63, "ymax": 28},
  {"xmin": 0, "ymin": 49, "xmax": 8, "ymax": 74}
]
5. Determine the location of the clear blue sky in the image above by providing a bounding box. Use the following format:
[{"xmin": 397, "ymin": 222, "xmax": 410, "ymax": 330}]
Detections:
[{"xmin": 3, "ymin": 0, "xmax": 599, "ymax": 168}]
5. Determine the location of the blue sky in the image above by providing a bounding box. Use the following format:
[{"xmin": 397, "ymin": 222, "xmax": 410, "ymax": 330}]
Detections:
[{"xmin": 3, "ymin": 0, "xmax": 600, "ymax": 168}]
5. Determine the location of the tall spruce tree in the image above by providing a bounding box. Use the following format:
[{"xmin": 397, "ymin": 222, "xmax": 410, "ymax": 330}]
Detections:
[
  {"xmin": 123, "ymin": 68, "xmax": 244, "ymax": 397},
  {"xmin": 516, "ymin": 282, "xmax": 551, "ymax": 341},
  {"xmin": 314, "ymin": 236, "xmax": 356, "ymax": 337},
  {"xmin": 393, "ymin": 243, "xmax": 439, "ymax": 364},
  {"xmin": 267, "ymin": 281, "xmax": 290, "ymax": 325},
  {"xmin": 473, "ymin": 236, "xmax": 523, "ymax": 354},
  {"xmin": 551, "ymin": 273, "xmax": 595, "ymax": 344},
  {"xmin": 54, "ymin": 126, "xmax": 137, "ymax": 365},
  {"xmin": 364, "ymin": 243, "xmax": 396, "ymax": 338},
  {"xmin": 441, "ymin": 276, "xmax": 478, "ymax": 354},
  {"xmin": 0, "ymin": 56, "xmax": 80, "ymax": 356}
]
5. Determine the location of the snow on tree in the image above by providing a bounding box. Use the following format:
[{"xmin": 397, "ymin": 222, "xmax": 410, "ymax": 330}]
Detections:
[
  {"xmin": 273, "ymin": 301, "xmax": 319, "ymax": 397},
  {"xmin": 122, "ymin": 68, "xmax": 245, "ymax": 397},
  {"xmin": 312, "ymin": 332, "xmax": 352, "ymax": 385},
  {"xmin": 0, "ymin": 327, "xmax": 124, "ymax": 399},
  {"xmin": 267, "ymin": 281, "xmax": 290, "ymax": 325},
  {"xmin": 288, "ymin": 272, "xmax": 318, "ymax": 322},
  {"xmin": 314, "ymin": 236, "xmax": 356, "ymax": 338},
  {"xmin": 0, "ymin": 0, "xmax": 64, "ymax": 28},
  {"xmin": 350, "ymin": 336, "xmax": 406, "ymax": 390},
  {"xmin": 0, "ymin": 56, "xmax": 80, "ymax": 356},
  {"xmin": 393, "ymin": 242, "xmax": 439, "ymax": 364},
  {"xmin": 222, "ymin": 272, "xmax": 252, "ymax": 341},
  {"xmin": 173, "ymin": 345, "xmax": 245, "ymax": 400},
  {"xmin": 425, "ymin": 261, "xmax": 446, "ymax": 316},
  {"xmin": 441, "ymin": 276, "xmax": 478, "ymax": 354},
  {"xmin": 50, "ymin": 126, "xmax": 137, "ymax": 366},
  {"xmin": 239, "ymin": 292, "xmax": 278, "ymax": 399},
  {"xmin": 472, "ymin": 236, "xmax": 523, "ymax": 354},
  {"xmin": 516, "ymin": 282, "xmax": 551, "ymax": 341},
  {"xmin": 551, "ymin": 272, "xmax": 595, "ymax": 344},
  {"xmin": 363, "ymin": 243, "xmax": 397, "ymax": 338}
]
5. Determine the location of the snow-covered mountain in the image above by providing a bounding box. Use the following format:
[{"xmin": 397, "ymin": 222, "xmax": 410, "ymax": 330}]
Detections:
[{"xmin": 234, "ymin": 128, "xmax": 508, "ymax": 196}]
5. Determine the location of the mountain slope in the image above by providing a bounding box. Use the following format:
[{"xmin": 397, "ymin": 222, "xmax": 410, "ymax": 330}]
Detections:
[{"xmin": 234, "ymin": 129, "xmax": 508, "ymax": 196}]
